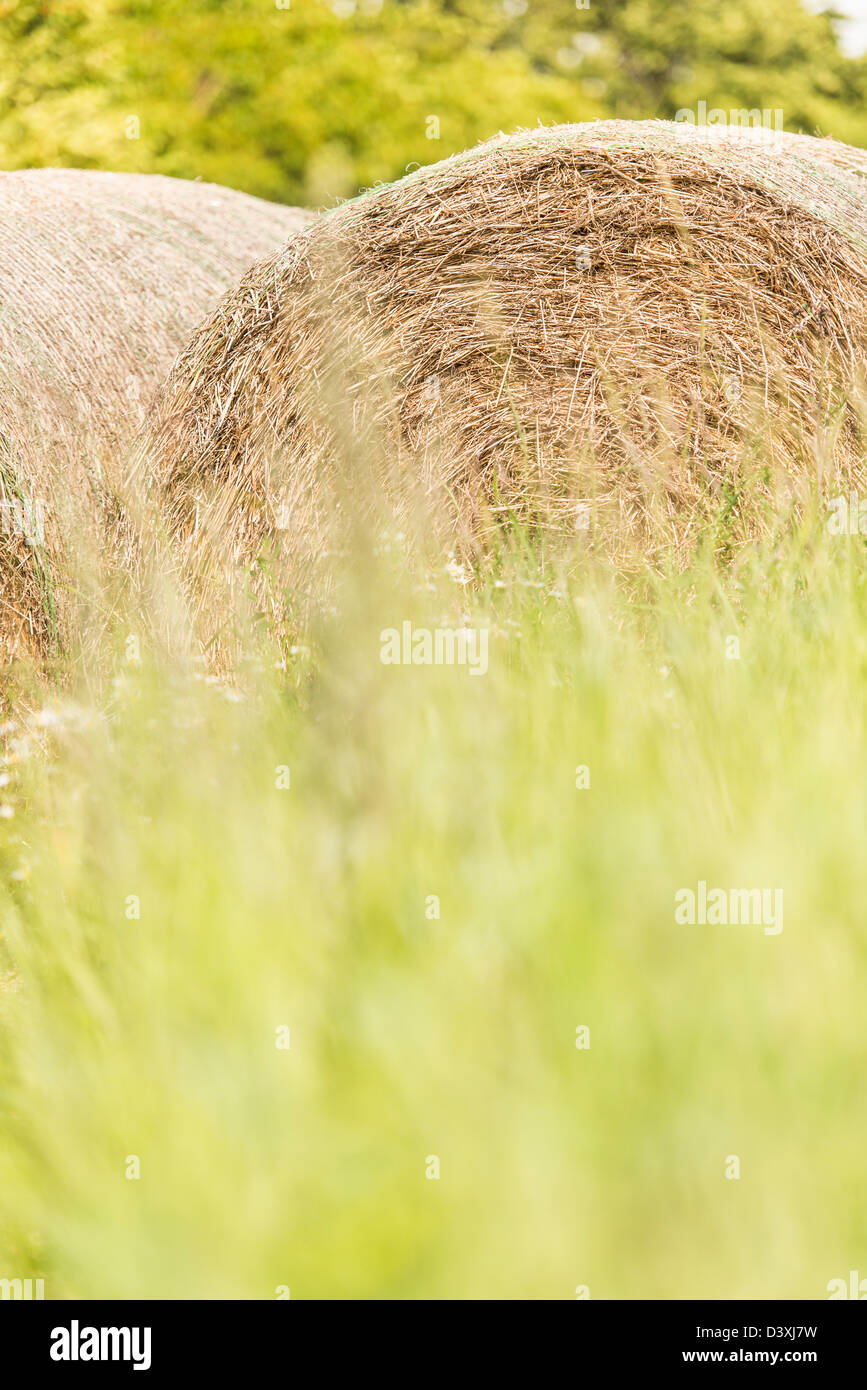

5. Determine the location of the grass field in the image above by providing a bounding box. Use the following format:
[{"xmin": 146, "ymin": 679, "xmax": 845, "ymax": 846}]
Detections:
[{"xmin": 1, "ymin": 494, "xmax": 865, "ymax": 1300}]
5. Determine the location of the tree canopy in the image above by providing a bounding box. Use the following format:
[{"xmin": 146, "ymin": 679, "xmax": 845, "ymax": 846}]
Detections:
[{"xmin": 0, "ymin": 0, "xmax": 863, "ymax": 206}]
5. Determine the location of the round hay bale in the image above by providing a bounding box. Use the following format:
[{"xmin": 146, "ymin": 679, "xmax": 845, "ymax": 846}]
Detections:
[
  {"xmin": 0, "ymin": 169, "xmax": 311, "ymax": 659},
  {"xmin": 144, "ymin": 121, "xmax": 867, "ymax": 614}
]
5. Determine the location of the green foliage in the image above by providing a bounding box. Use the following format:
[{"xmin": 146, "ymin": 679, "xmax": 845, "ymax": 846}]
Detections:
[{"xmin": 0, "ymin": 0, "xmax": 865, "ymax": 207}]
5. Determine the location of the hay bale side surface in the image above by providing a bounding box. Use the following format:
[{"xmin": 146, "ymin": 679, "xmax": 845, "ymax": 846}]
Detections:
[
  {"xmin": 0, "ymin": 169, "xmax": 311, "ymax": 658},
  {"xmin": 145, "ymin": 122, "xmax": 867, "ymax": 616}
]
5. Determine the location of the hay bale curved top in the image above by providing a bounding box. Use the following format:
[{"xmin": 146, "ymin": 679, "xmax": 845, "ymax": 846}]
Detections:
[
  {"xmin": 145, "ymin": 121, "xmax": 867, "ymax": 602},
  {"xmin": 0, "ymin": 169, "xmax": 310, "ymax": 658}
]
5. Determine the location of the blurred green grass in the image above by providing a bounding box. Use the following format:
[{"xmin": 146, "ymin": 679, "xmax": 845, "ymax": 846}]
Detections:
[{"xmin": 0, "ymin": 514, "xmax": 865, "ymax": 1299}]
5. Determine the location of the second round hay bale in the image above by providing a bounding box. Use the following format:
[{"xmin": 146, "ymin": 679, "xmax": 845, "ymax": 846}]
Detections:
[
  {"xmin": 0, "ymin": 169, "xmax": 311, "ymax": 659},
  {"xmin": 144, "ymin": 121, "xmax": 867, "ymax": 611}
]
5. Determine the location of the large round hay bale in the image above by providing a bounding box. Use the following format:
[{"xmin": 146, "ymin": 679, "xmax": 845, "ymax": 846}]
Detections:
[
  {"xmin": 0, "ymin": 169, "xmax": 311, "ymax": 659},
  {"xmin": 145, "ymin": 121, "xmax": 867, "ymax": 616}
]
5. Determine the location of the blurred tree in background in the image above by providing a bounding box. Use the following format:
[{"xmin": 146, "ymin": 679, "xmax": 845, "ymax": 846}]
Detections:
[{"xmin": 0, "ymin": 0, "xmax": 863, "ymax": 207}]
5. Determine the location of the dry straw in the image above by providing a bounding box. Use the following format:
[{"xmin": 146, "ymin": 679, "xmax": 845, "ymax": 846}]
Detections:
[
  {"xmin": 144, "ymin": 121, "xmax": 867, "ymax": 641},
  {"xmin": 0, "ymin": 169, "xmax": 310, "ymax": 661}
]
